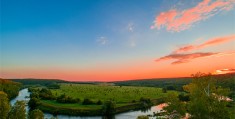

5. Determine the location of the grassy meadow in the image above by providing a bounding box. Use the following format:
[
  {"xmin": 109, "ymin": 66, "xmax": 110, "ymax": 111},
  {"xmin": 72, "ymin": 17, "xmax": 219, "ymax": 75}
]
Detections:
[
  {"xmin": 50, "ymin": 83, "xmax": 167, "ymax": 103},
  {"xmin": 31, "ymin": 83, "xmax": 170, "ymax": 115}
]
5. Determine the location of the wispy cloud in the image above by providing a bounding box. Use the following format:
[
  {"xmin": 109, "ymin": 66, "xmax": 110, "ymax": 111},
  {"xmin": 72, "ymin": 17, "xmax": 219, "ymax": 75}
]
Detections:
[
  {"xmin": 97, "ymin": 36, "xmax": 108, "ymax": 45},
  {"xmin": 155, "ymin": 52, "xmax": 218, "ymax": 64},
  {"xmin": 151, "ymin": 0, "xmax": 235, "ymax": 32},
  {"xmin": 127, "ymin": 23, "xmax": 134, "ymax": 32},
  {"xmin": 174, "ymin": 35, "xmax": 235, "ymax": 53},
  {"xmin": 214, "ymin": 68, "xmax": 235, "ymax": 74},
  {"xmin": 155, "ymin": 52, "xmax": 235, "ymax": 64},
  {"xmin": 127, "ymin": 22, "xmax": 137, "ymax": 47}
]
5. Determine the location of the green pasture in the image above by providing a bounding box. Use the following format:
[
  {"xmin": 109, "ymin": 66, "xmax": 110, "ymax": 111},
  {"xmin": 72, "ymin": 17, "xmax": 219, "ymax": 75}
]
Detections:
[{"xmin": 50, "ymin": 83, "xmax": 167, "ymax": 104}]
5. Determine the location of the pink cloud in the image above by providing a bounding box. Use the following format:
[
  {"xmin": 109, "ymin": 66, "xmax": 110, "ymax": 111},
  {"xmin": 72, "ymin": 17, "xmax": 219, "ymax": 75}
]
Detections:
[
  {"xmin": 151, "ymin": 0, "xmax": 235, "ymax": 32},
  {"xmin": 155, "ymin": 52, "xmax": 235, "ymax": 64},
  {"xmin": 155, "ymin": 52, "xmax": 218, "ymax": 64},
  {"xmin": 174, "ymin": 35, "xmax": 235, "ymax": 53}
]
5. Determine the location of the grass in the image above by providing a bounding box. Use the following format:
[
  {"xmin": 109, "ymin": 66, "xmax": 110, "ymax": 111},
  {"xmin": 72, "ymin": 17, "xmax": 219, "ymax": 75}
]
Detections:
[
  {"xmin": 50, "ymin": 83, "xmax": 167, "ymax": 104},
  {"xmin": 38, "ymin": 83, "xmax": 173, "ymax": 115},
  {"xmin": 41, "ymin": 100, "xmax": 102, "ymax": 109}
]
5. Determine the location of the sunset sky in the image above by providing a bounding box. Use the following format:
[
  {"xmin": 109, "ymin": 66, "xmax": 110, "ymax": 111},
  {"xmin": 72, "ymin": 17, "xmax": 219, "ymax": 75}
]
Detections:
[{"xmin": 1, "ymin": 0, "xmax": 235, "ymax": 81}]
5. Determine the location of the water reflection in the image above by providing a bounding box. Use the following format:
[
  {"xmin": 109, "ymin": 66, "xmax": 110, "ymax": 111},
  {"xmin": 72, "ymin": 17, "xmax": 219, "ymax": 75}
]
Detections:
[{"xmin": 10, "ymin": 88, "xmax": 30, "ymax": 113}]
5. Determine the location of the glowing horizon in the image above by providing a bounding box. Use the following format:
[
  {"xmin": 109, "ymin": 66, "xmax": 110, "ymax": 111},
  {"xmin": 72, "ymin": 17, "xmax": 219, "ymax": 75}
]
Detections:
[{"xmin": 1, "ymin": 0, "xmax": 235, "ymax": 81}]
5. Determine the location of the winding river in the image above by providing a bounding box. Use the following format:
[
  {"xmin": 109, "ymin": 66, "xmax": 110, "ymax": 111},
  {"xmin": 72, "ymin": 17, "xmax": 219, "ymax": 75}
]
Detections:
[{"xmin": 10, "ymin": 88, "xmax": 165, "ymax": 119}]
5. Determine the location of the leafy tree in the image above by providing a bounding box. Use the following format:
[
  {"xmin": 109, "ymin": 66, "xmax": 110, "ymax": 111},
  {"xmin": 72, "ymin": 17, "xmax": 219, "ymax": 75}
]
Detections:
[
  {"xmin": 0, "ymin": 91, "xmax": 10, "ymax": 119},
  {"xmin": 178, "ymin": 93, "xmax": 189, "ymax": 102},
  {"xmin": 102, "ymin": 100, "xmax": 116, "ymax": 115},
  {"xmin": 39, "ymin": 88, "xmax": 55, "ymax": 100},
  {"xmin": 183, "ymin": 73, "xmax": 231, "ymax": 119},
  {"xmin": 163, "ymin": 92, "xmax": 186, "ymax": 119},
  {"xmin": 8, "ymin": 101, "xmax": 26, "ymax": 119},
  {"xmin": 30, "ymin": 92, "xmax": 39, "ymax": 99},
  {"xmin": 28, "ymin": 109, "xmax": 44, "ymax": 119},
  {"xmin": 28, "ymin": 97, "xmax": 41, "ymax": 110},
  {"xmin": 140, "ymin": 97, "xmax": 152, "ymax": 108},
  {"xmin": 0, "ymin": 79, "xmax": 21, "ymax": 99}
]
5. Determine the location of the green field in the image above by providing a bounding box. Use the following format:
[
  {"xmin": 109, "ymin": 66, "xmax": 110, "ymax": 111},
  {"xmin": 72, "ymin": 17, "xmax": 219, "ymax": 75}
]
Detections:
[
  {"xmin": 35, "ymin": 83, "xmax": 171, "ymax": 115},
  {"xmin": 50, "ymin": 83, "xmax": 167, "ymax": 104}
]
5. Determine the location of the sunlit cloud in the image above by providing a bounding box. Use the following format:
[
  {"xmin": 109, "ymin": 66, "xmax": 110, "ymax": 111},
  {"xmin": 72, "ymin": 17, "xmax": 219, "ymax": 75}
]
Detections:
[
  {"xmin": 151, "ymin": 0, "xmax": 235, "ymax": 32},
  {"xmin": 155, "ymin": 52, "xmax": 235, "ymax": 64},
  {"xmin": 155, "ymin": 52, "xmax": 218, "ymax": 64},
  {"xmin": 214, "ymin": 68, "xmax": 235, "ymax": 74},
  {"xmin": 97, "ymin": 36, "xmax": 108, "ymax": 45},
  {"xmin": 174, "ymin": 35, "xmax": 235, "ymax": 53}
]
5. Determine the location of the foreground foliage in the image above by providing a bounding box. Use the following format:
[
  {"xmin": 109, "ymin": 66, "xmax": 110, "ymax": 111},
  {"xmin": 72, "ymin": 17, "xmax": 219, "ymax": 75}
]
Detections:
[
  {"xmin": 0, "ymin": 91, "xmax": 10, "ymax": 119},
  {"xmin": 0, "ymin": 79, "xmax": 21, "ymax": 99},
  {"xmin": 164, "ymin": 73, "xmax": 232, "ymax": 119},
  {"xmin": 28, "ymin": 109, "xmax": 44, "ymax": 119},
  {"xmin": 8, "ymin": 101, "xmax": 26, "ymax": 119}
]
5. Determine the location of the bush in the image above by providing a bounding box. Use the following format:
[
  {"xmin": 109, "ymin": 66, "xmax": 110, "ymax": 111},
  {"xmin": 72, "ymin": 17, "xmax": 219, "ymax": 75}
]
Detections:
[
  {"xmin": 28, "ymin": 109, "xmax": 44, "ymax": 119},
  {"xmin": 96, "ymin": 100, "xmax": 102, "ymax": 105},
  {"xmin": 132, "ymin": 100, "xmax": 136, "ymax": 103},
  {"xmin": 102, "ymin": 100, "xmax": 116, "ymax": 115},
  {"xmin": 178, "ymin": 93, "xmax": 189, "ymax": 102},
  {"xmin": 82, "ymin": 98, "xmax": 94, "ymax": 105},
  {"xmin": 28, "ymin": 97, "xmax": 41, "ymax": 110},
  {"xmin": 140, "ymin": 97, "xmax": 151, "ymax": 104},
  {"xmin": 140, "ymin": 97, "xmax": 152, "ymax": 108},
  {"xmin": 39, "ymin": 88, "xmax": 55, "ymax": 100},
  {"xmin": 56, "ymin": 94, "xmax": 79, "ymax": 103},
  {"xmin": 162, "ymin": 87, "xmax": 167, "ymax": 93}
]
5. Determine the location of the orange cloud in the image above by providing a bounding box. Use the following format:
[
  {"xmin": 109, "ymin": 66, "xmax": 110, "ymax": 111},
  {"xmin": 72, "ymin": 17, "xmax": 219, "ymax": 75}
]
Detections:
[
  {"xmin": 174, "ymin": 35, "xmax": 235, "ymax": 53},
  {"xmin": 214, "ymin": 68, "xmax": 235, "ymax": 74},
  {"xmin": 151, "ymin": 0, "xmax": 235, "ymax": 32},
  {"xmin": 155, "ymin": 52, "xmax": 234, "ymax": 64}
]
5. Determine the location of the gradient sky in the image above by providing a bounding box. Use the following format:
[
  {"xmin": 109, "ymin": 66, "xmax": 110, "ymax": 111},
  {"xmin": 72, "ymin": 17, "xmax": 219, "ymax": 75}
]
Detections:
[{"xmin": 1, "ymin": 0, "xmax": 235, "ymax": 81}]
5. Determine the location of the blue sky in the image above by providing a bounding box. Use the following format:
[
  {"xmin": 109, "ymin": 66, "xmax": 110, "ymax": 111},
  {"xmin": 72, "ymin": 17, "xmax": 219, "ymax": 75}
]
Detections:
[{"xmin": 1, "ymin": 0, "xmax": 235, "ymax": 81}]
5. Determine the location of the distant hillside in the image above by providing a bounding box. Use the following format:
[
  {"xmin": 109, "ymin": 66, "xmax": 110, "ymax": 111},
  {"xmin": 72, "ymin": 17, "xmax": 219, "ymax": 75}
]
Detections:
[
  {"xmin": 7, "ymin": 73, "xmax": 235, "ymax": 91},
  {"xmin": 9, "ymin": 78, "xmax": 67, "ymax": 86},
  {"xmin": 112, "ymin": 77, "xmax": 191, "ymax": 91},
  {"xmin": 112, "ymin": 73, "xmax": 235, "ymax": 93}
]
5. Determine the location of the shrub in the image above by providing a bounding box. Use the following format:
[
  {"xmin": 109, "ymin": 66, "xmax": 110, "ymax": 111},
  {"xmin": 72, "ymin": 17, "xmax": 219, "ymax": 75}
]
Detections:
[
  {"xmin": 82, "ymin": 98, "xmax": 94, "ymax": 105},
  {"xmin": 28, "ymin": 97, "xmax": 41, "ymax": 110},
  {"xmin": 96, "ymin": 100, "xmax": 102, "ymax": 105},
  {"xmin": 39, "ymin": 88, "xmax": 55, "ymax": 100},
  {"xmin": 57, "ymin": 94, "xmax": 80, "ymax": 103}
]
